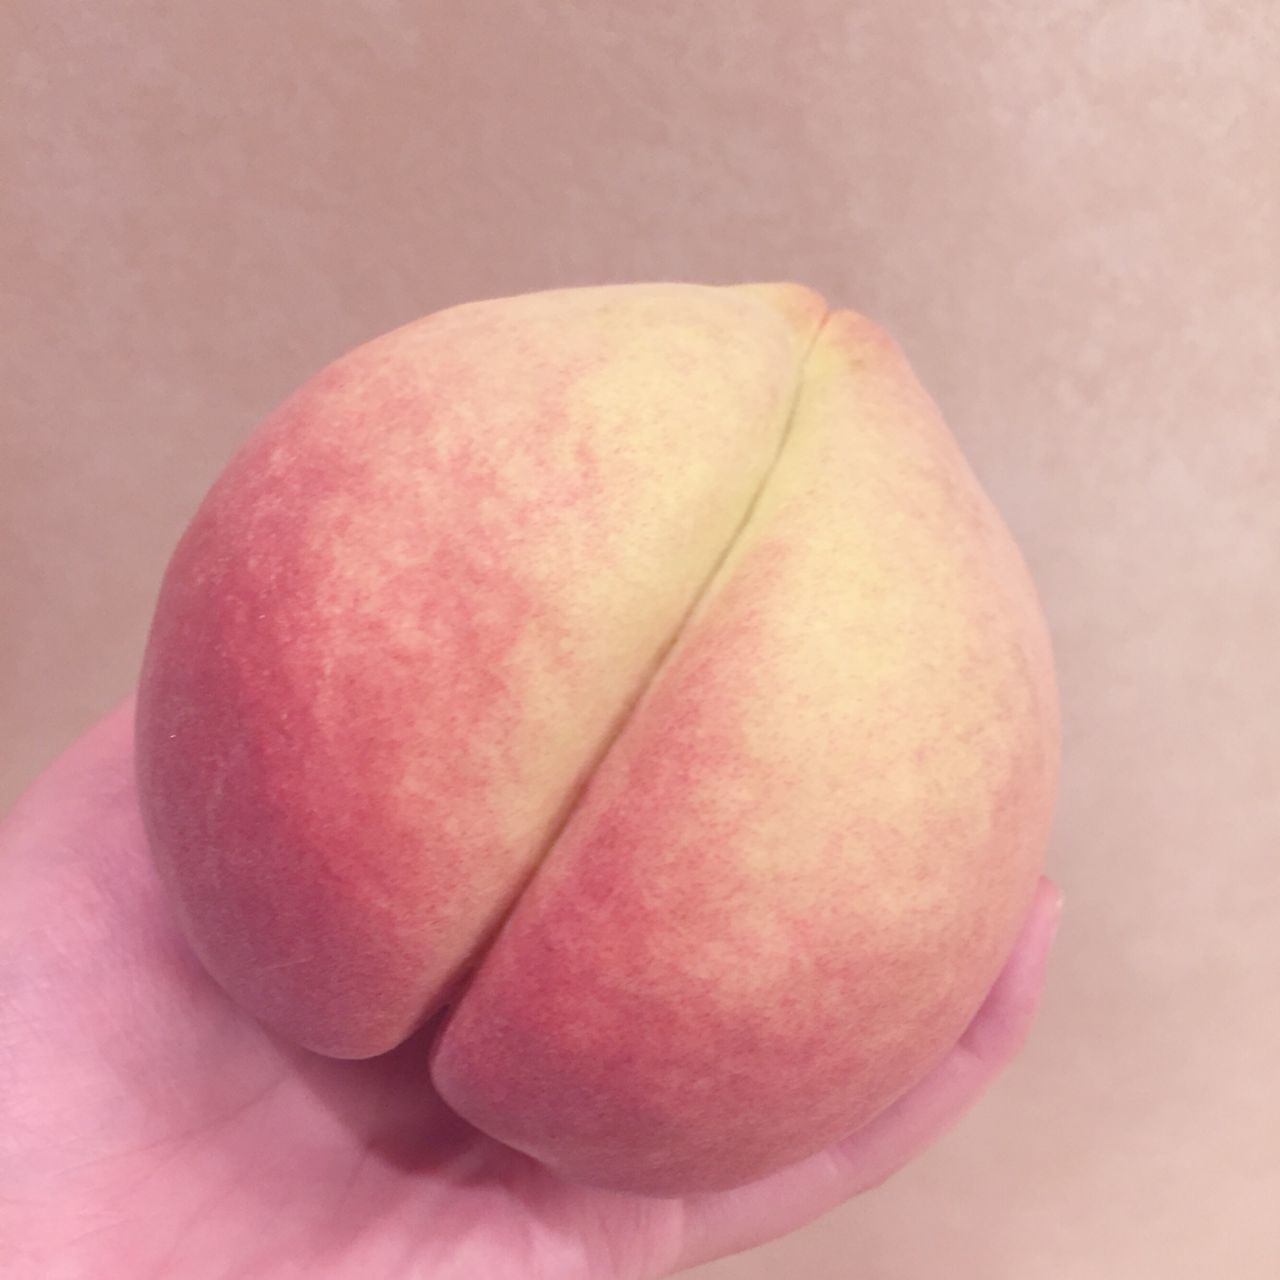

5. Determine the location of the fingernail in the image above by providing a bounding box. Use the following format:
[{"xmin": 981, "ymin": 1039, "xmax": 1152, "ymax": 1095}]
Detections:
[{"xmin": 1048, "ymin": 888, "xmax": 1064, "ymax": 947}]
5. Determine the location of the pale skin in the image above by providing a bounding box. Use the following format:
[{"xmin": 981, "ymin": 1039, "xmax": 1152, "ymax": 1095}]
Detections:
[{"xmin": 0, "ymin": 698, "xmax": 1060, "ymax": 1279}]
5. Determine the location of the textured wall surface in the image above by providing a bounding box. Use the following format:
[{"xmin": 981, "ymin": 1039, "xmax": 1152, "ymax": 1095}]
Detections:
[{"xmin": 3, "ymin": 3, "xmax": 1277, "ymax": 1276}]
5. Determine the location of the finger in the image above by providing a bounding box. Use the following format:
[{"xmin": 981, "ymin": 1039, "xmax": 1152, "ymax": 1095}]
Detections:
[
  {"xmin": 673, "ymin": 877, "xmax": 1062, "ymax": 1272},
  {"xmin": 1, "ymin": 695, "xmax": 138, "ymax": 848},
  {"xmin": 958, "ymin": 875, "xmax": 1065, "ymax": 1062},
  {"xmin": 823, "ymin": 875, "xmax": 1063, "ymax": 1183}
]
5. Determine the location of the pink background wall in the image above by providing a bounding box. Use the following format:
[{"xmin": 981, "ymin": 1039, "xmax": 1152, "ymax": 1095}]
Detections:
[{"xmin": 4, "ymin": 3, "xmax": 1277, "ymax": 1276}]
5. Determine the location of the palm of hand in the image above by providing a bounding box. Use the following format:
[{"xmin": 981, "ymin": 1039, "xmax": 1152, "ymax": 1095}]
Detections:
[{"xmin": 1, "ymin": 702, "xmax": 1059, "ymax": 1280}]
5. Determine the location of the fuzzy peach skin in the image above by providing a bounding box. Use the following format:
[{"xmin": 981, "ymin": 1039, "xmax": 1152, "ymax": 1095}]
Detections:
[{"xmin": 135, "ymin": 281, "xmax": 1059, "ymax": 1197}]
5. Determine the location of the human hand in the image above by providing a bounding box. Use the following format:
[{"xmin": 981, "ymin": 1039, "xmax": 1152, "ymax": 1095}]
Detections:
[{"xmin": 1, "ymin": 700, "xmax": 1061, "ymax": 1279}]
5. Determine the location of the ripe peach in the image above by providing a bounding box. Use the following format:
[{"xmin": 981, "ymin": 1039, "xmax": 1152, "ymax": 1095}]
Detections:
[{"xmin": 135, "ymin": 281, "xmax": 1058, "ymax": 1195}]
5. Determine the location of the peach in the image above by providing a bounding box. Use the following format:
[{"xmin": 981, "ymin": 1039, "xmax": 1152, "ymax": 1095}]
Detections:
[{"xmin": 135, "ymin": 281, "xmax": 1059, "ymax": 1195}]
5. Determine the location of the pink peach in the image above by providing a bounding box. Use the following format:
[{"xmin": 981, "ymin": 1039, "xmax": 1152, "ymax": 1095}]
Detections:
[{"xmin": 135, "ymin": 281, "xmax": 1058, "ymax": 1195}]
